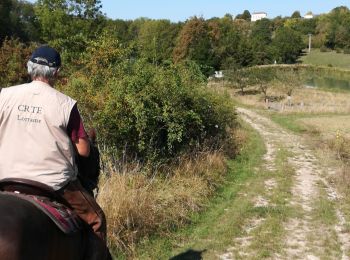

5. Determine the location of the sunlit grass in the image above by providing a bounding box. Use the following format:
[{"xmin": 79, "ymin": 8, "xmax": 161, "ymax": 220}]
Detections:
[
  {"xmin": 132, "ymin": 120, "xmax": 265, "ymax": 259},
  {"xmin": 300, "ymin": 49, "xmax": 350, "ymax": 69},
  {"xmin": 98, "ymin": 150, "xmax": 228, "ymax": 256},
  {"xmin": 133, "ymin": 122, "xmax": 301, "ymax": 259},
  {"xmin": 96, "ymin": 125, "xmax": 249, "ymax": 258}
]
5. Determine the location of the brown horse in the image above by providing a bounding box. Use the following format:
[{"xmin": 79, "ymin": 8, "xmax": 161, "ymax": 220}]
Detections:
[
  {"xmin": 0, "ymin": 133, "xmax": 105, "ymax": 260},
  {"xmin": 0, "ymin": 192, "xmax": 87, "ymax": 260}
]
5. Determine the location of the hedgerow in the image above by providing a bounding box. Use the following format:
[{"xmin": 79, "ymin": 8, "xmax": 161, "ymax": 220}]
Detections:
[
  {"xmin": 0, "ymin": 38, "xmax": 35, "ymax": 87},
  {"xmin": 60, "ymin": 33, "xmax": 237, "ymax": 161}
]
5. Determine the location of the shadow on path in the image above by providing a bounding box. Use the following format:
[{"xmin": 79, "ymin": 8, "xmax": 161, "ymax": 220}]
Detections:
[{"xmin": 170, "ymin": 249, "xmax": 206, "ymax": 260}]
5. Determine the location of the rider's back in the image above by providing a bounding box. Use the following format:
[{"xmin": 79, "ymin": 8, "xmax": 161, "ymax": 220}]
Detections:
[{"xmin": 0, "ymin": 81, "xmax": 77, "ymax": 190}]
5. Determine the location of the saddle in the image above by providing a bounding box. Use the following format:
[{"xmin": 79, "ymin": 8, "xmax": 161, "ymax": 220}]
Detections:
[{"xmin": 0, "ymin": 178, "xmax": 82, "ymax": 234}]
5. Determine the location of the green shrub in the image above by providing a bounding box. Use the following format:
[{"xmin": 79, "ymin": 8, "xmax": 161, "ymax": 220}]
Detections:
[
  {"xmin": 319, "ymin": 46, "xmax": 329, "ymax": 52},
  {"xmin": 343, "ymin": 48, "xmax": 350, "ymax": 54},
  {"xmin": 61, "ymin": 34, "xmax": 237, "ymax": 162},
  {"xmin": 0, "ymin": 38, "xmax": 35, "ymax": 87}
]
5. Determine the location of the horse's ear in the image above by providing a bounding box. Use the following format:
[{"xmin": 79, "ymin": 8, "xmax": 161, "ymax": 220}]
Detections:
[{"xmin": 88, "ymin": 128, "xmax": 97, "ymax": 144}]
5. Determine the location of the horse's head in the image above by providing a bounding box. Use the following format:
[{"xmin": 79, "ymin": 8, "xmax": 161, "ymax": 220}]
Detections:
[
  {"xmin": 77, "ymin": 128, "xmax": 100, "ymax": 195},
  {"xmin": 88, "ymin": 128, "xmax": 97, "ymax": 144}
]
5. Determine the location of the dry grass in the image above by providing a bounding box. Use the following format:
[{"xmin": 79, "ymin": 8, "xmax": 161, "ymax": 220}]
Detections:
[
  {"xmin": 314, "ymin": 134, "xmax": 350, "ymax": 199},
  {"xmin": 289, "ymin": 88, "xmax": 350, "ymax": 113},
  {"xmin": 223, "ymin": 83, "xmax": 350, "ymax": 114},
  {"xmin": 97, "ymin": 149, "xmax": 229, "ymax": 255},
  {"xmin": 325, "ymin": 133, "xmax": 350, "ymax": 162},
  {"xmin": 298, "ymin": 116, "xmax": 350, "ymax": 139}
]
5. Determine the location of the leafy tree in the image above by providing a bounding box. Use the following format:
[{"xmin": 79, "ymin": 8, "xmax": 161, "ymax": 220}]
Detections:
[
  {"xmin": 0, "ymin": 0, "xmax": 40, "ymax": 44},
  {"xmin": 226, "ymin": 68, "xmax": 252, "ymax": 95},
  {"xmin": 250, "ymin": 18, "xmax": 273, "ymax": 64},
  {"xmin": 314, "ymin": 6, "xmax": 350, "ymax": 49},
  {"xmin": 9, "ymin": 0, "xmax": 40, "ymax": 42},
  {"xmin": 208, "ymin": 16, "xmax": 243, "ymax": 69},
  {"xmin": 0, "ymin": 38, "xmax": 35, "ymax": 87},
  {"xmin": 275, "ymin": 67, "xmax": 305, "ymax": 98},
  {"xmin": 232, "ymin": 18, "xmax": 251, "ymax": 34},
  {"xmin": 173, "ymin": 16, "xmax": 214, "ymax": 75},
  {"xmin": 137, "ymin": 19, "xmax": 180, "ymax": 65},
  {"xmin": 313, "ymin": 14, "xmax": 329, "ymax": 48},
  {"xmin": 0, "ymin": 0, "xmax": 13, "ymax": 43},
  {"xmin": 249, "ymin": 67, "xmax": 276, "ymax": 101},
  {"xmin": 271, "ymin": 27, "xmax": 304, "ymax": 63},
  {"xmin": 36, "ymin": 0, "xmax": 103, "ymax": 40},
  {"xmin": 271, "ymin": 16, "xmax": 286, "ymax": 31},
  {"xmin": 327, "ymin": 7, "xmax": 350, "ymax": 49},
  {"xmin": 235, "ymin": 38, "xmax": 255, "ymax": 67},
  {"xmin": 251, "ymin": 19, "xmax": 272, "ymax": 44},
  {"xmin": 104, "ymin": 19, "xmax": 132, "ymax": 43},
  {"xmin": 126, "ymin": 17, "xmax": 149, "ymax": 42},
  {"xmin": 235, "ymin": 10, "xmax": 251, "ymax": 21},
  {"xmin": 285, "ymin": 17, "xmax": 317, "ymax": 35},
  {"xmin": 35, "ymin": 0, "xmax": 106, "ymax": 63},
  {"xmin": 291, "ymin": 11, "xmax": 301, "ymax": 19}
]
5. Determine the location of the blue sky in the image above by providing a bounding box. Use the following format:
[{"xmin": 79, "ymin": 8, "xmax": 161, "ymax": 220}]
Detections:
[{"xmin": 27, "ymin": 0, "xmax": 349, "ymax": 22}]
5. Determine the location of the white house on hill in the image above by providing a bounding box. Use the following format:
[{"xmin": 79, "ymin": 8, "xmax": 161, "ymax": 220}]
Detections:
[
  {"xmin": 304, "ymin": 11, "xmax": 313, "ymax": 19},
  {"xmin": 251, "ymin": 12, "xmax": 267, "ymax": 22}
]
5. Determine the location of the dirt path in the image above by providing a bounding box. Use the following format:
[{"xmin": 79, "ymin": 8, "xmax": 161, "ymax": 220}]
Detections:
[{"xmin": 221, "ymin": 107, "xmax": 350, "ymax": 260}]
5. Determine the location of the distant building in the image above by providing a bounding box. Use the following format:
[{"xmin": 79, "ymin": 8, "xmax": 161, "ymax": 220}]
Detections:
[
  {"xmin": 304, "ymin": 11, "xmax": 313, "ymax": 19},
  {"xmin": 214, "ymin": 71, "xmax": 223, "ymax": 79},
  {"xmin": 251, "ymin": 12, "xmax": 267, "ymax": 22}
]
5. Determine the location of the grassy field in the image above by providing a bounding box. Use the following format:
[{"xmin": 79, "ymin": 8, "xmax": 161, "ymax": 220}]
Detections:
[
  {"xmin": 222, "ymin": 83, "xmax": 350, "ymax": 114},
  {"xmin": 300, "ymin": 49, "xmax": 350, "ymax": 69},
  {"xmin": 268, "ymin": 113, "xmax": 350, "ymax": 138},
  {"xmin": 298, "ymin": 115, "xmax": 350, "ymax": 139}
]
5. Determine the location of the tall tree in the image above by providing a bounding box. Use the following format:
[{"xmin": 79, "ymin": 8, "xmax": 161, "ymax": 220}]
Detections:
[
  {"xmin": 138, "ymin": 19, "xmax": 180, "ymax": 65},
  {"xmin": 209, "ymin": 15, "xmax": 243, "ymax": 69},
  {"xmin": 275, "ymin": 67, "xmax": 305, "ymax": 98},
  {"xmin": 173, "ymin": 17, "xmax": 214, "ymax": 75},
  {"xmin": 235, "ymin": 10, "xmax": 251, "ymax": 21},
  {"xmin": 35, "ymin": 0, "xmax": 106, "ymax": 64},
  {"xmin": 271, "ymin": 27, "xmax": 304, "ymax": 63},
  {"xmin": 9, "ymin": 0, "xmax": 40, "ymax": 42},
  {"xmin": 226, "ymin": 68, "xmax": 252, "ymax": 95},
  {"xmin": 250, "ymin": 18, "xmax": 273, "ymax": 64},
  {"xmin": 324, "ymin": 6, "xmax": 350, "ymax": 49},
  {"xmin": 291, "ymin": 11, "xmax": 301, "ymax": 19},
  {"xmin": 0, "ymin": 0, "xmax": 13, "ymax": 43},
  {"xmin": 105, "ymin": 19, "xmax": 132, "ymax": 43},
  {"xmin": 250, "ymin": 67, "xmax": 276, "ymax": 101}
]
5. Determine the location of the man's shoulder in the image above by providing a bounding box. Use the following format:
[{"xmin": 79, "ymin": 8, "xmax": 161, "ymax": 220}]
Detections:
[
  {"xmin": 51, "ymin": 88, "xmax": 76, "ymax": 105},
  {"xmin": 42, "ymin": 86, "xmax": 77, "ymax": 110},
  {"xmin": 29, "ymin": 81, "xmax": 76, "ymax": 105},
  {"xmin": 3, "ymin": 83, "xmax": 29, "ymax": 91},
  {"xmin": 1, "ymin": 84, "xmax": 29, "ymax": 95}
]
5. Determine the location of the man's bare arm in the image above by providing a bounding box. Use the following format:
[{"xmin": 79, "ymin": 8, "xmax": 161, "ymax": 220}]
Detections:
[{"xmin": 74, "ymin": 137, "xmax": 90, "ymax": 157}]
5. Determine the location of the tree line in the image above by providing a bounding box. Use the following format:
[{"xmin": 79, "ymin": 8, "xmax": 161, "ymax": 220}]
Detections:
[
  {"xmin": 1, "ymin": 0, "xmax": 350, "ymax": 76},
  {"xmin": 1, "ymin": 0, "xmax": 350, "ymax": 162}
]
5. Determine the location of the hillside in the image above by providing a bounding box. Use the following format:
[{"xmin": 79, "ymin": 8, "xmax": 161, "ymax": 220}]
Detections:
[{"xmin": 300, "ymin": 49, "xmax": 350, "ymax": 69}]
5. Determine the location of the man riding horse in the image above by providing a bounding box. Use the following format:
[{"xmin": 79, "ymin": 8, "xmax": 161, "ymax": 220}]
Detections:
[{"xmin": 0, "ymin": 46, "xmax": 111, "ymax": 259}]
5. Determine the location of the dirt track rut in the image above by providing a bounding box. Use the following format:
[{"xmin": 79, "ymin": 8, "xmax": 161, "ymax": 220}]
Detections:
[{"xmin": 225, "ymin": 107, "xmax": 350, "ymax": 260}]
